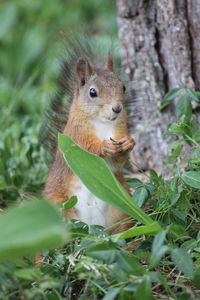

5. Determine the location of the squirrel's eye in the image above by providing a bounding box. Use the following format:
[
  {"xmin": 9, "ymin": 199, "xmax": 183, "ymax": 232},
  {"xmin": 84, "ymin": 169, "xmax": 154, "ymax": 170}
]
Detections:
[
  {"xmin": 89, "ymin": 88, "xmax": 97, "ymax": 98},
  {"xmin": 123, "ymin": 85, "xmax": 126, "ymax": 93}
]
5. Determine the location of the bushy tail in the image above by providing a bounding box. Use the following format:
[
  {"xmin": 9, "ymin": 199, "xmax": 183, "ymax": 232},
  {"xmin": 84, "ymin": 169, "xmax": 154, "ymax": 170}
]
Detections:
[{"xmin": 39, "ymin": 36, "xmax": 101, "ymax": 165}]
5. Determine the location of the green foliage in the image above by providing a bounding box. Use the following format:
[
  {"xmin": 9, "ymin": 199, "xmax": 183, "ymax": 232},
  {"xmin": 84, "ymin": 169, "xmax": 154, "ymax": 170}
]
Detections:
[
  {"xmin": 181, "ymin": 171, "xmax": 200, "ymax": 189},
  {"xmin": 0, "ymin": 200, "xmax": 68, "ymax": 262},
  {"xmin": 113, "ymin": 222, "xmax": 161, "ymax": 241},
  {"xmin": 0, "ymin": 0, "xmax": 118, "ymax": 207},
  {"xmin": 149, "ymin": 230, "xmax": 169, "ymax": 269},
  {"xmin": 58, "ymin": 133, "xmax": 158, "ymax": 227},
  {"xmin": 171, "ymin": 248, "xmax": 194, "ymax": 278},
  {"xmin": 63, "ymin": 196, "xmax": 78, "ymax": 210},
  {"xmin": 1, "ymin": 0, "xmax": 200, "ymax": 298}
]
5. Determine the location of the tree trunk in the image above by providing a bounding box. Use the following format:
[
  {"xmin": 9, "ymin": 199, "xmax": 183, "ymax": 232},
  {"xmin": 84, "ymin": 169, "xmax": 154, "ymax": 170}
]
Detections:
[{"xmin": 116, "ymin": 0, "xmax": 199, "ymax": 173}]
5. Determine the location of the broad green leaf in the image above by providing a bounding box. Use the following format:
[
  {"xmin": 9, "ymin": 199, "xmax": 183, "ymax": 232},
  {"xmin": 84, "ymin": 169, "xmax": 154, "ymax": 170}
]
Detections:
[
  {"xmin": 149, "ymin": 230, "xmax": 169, "ymax": 268},
  {"xmin": 113, "ymin": 222, "xmax": 161, "ymax": 241},
  {"xmin": 160, "ymin": 88, "xmax": 183, "ymax": 109},
  {"xmin": 0, "ymin": 200, "xmax": 68, "ymax": 262},
  {"xmin": 58, "ymin": 134, "xmax": 161, "ymax": 228},
  {"xmin": 68, "ymin": 219, "xmax": 89, "ymax": 237},
  {"xmin": 170, "ymin": 194, "xmax": 180, "ymax": 205},
  {"xmin": 87, "ymin": 243, "xmax": 143, "ymax": 275},
  {"xmin": 85, "ymin": 241, "xmax": 118, "ymax": 264},
  {"xmin": 171, "ymin": 248, "xmax": 194, "ymax": 278},
  {"xmin": 126, "ymin": 178, "xmax": 143, "ymax": 188},
  {"xmin": 63, "ymin": 196, "xmax": 78, "ymax": 210},
  {"xmin": 132, "ymin": 187, "xmax": 149, "ymax": 207},
  {"xmin": 172, "ymin": 208, "xmax": 186, "ymax": 222},
  {"xmin": 175, "ymin": 95, "xmax": 192, "ymax": 121},
  {"xmin": 169, "ymin": 176, "xmax": 179, "ymax": 191},
  {"xmin": 103, "ymin": 288, "xmax": 120, "ymax": 300},
  {"xmin": 135, "ymin": 275, "xmax": 154, "ymax": 300},
  {"xmin": 186, "ymin": 88, "xmax": 200, "ymax": 102},
  {"xmin": 115, "ymin": 251, "xmax": 144, "ymax": 275},
  {"xmin": 181, "ymin": 171, "xmax": 200, "ymax": 189},
  {"xmin": 150, "ymin": 246, "xmax": 169, "ymax": 269}
]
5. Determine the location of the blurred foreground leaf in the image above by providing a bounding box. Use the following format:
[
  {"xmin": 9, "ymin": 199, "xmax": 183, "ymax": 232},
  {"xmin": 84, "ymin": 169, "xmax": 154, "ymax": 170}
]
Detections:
[{"xmin": 0, "ymin": 200, "xmax": 68, "ymax": 262}]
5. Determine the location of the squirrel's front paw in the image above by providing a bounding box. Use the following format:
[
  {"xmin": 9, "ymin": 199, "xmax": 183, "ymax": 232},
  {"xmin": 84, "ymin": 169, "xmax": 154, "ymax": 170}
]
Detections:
[
  {"xmin": 102, "ymin": 136, "xmax": 135, "ymax": 156},
  {"xmin": 102, "ymin": 140, "xmax": 122, "ymax": 157},
  {"xmin": 116, "ymin": 136, "xmax": 135, "ymax": 152}
]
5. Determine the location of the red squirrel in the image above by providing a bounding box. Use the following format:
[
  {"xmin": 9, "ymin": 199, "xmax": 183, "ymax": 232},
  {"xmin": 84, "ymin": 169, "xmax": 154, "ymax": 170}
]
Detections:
[{"xmin": 42, "ymin": 43, "xmax": 135, "ymax": 234}]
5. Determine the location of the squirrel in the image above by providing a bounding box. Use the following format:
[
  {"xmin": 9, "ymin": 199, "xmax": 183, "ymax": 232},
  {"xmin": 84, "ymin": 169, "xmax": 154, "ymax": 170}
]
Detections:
[{"xmin": 41, "ymin": 38, "xmax": 135, "ymax": 234}]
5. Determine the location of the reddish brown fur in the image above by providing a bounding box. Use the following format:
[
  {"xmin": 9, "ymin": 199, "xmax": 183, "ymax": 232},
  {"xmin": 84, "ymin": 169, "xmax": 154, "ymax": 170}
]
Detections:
[{"xmin": 43, "ymin": 57, "xmax": 135, "ymax": 233}]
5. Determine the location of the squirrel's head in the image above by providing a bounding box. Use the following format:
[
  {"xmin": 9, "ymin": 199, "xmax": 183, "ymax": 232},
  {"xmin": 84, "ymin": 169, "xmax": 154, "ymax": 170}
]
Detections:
[{"xmin": 75, "ymin": 54, "xmax": 125, "ymax": 122}]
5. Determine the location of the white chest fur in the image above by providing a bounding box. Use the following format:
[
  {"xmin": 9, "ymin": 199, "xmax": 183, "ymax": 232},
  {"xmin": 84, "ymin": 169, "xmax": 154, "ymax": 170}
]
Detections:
[
  {"xmin": 91, "ymin": 120, "xmax": 115, "ymax": 141},
  {"xmin": 73, "ymin": 179, "xmax": 107, "ymax": 227},
  {"xmin": 72, "ymin": 120, "xmax": 117, "ymax": 227}
]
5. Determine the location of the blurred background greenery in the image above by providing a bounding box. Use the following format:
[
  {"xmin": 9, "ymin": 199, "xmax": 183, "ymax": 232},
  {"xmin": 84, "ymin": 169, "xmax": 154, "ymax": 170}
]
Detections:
[{"xmin": 0, "ymin": 0, "xmax": 118, "ymax": 206}]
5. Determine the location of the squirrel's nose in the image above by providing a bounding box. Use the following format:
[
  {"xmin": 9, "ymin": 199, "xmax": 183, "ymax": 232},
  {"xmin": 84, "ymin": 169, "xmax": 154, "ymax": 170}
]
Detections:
[{"xmin": 112, "ymin": 105, "xmax": 122, "ymax": 114}]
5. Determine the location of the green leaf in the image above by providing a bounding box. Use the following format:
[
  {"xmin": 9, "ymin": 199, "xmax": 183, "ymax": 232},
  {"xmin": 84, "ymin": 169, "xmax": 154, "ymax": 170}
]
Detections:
[
  {"xmin": 132, "ymin": 187, "xmax": 148, "ymax": 207},
  {"xmin": 68, "ymin": 219, "xmax": 89, "ymax": 237},
  {"xmin": 126, "ymin": 178, "xmax": 143, "ymax": 188},
  {"xmin": 164, "ymin": 121, "xmax": 185, "ymax": 137},
  {"xmin": 167, "ymin": 144, "xmax": 183, "ymax": 164},
  {"xmin": 113, "ymin": 222, "xmax": 161, "ymax": 241},
  {"xmin": 169, "ymin": 176, "xmax": 179, "ymax": 191},
  {"xmin": 58, "ymin": 134, "xmax": 161, "ymax": 229},
  {"xmin": 149, "ymin": 230, "xmax": 169, "ymax": 268},
  {"xmin": 171, "ymin": 248, "xmax": 194, "ymax": 278},
  {"xmin": 160, "ymin": 88, "xmax": 183, "ymax": 109},
  {"xmin": 172, "ymin": 208, "xmax": 186, "ymax": 222},
  {"xmin": 149, "ymin": 169, "xmax": 162, "ymax": 185},
  {"xmin": 186, "ymin": 88, "xmax": 200, "ymax": 102},
  {"xmin": 135, "ymin": 275, "xmax": 154, "ymax": 300},
  {"xmin": 63, "ymin": 196, "xmax": 78, "ymax": 210},
  {"xmin": 86, "ymin": 241, "xmax": 118, "ymax": 264},
  {"xmin": 0, "ymin": 3, "xmax": 17, "ymax": 39},
  {"xmin": 0, "ymin": 200, "xmax": 68, "ymax": 262},
  {"xmin": 181, "ymin": 171, "xmax": 200, "ymax": 189},
  {"xmin": 193, "ymin": 267, "xmax": 200, "ymax": 288},
  {"xmin": 115, "ymin": 251, "xmax": 144, "ymax": 275},
  {"xmin": 87, "ymin": 242, "xmax": 143, "ymax": 275},
  {"xmin": 175, "ymin": 95, "xmax": 192, "ymax": 121},
  {"xmin": 188, "ymin": 146, "xmax": 200, "ymax": 169},
  {"xmin": 15, "ymin": 268, "xmax": 42, "ymax": 281},
  {"xmin": 103, "ymin": 288, "xmax": 120, "ymax": 300}
]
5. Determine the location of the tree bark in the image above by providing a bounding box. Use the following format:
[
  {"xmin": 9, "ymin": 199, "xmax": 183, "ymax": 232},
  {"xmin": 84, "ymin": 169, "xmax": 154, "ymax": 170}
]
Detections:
[
  {"xmin": 116, "ymin": 0, "xmax": 198, "ymax": 173},
  {"xmin": 187, "ymin": 0, "xmax": 200, "ymax": 90}
]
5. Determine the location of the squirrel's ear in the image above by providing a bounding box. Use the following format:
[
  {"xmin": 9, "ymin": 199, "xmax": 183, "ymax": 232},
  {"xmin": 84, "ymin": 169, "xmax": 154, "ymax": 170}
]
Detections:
[
  {"xmin": 105, "ymin": 52, "xmax": 113, "ymax": 72},
  {"xmin": 76, "ymin": 57, "xmax": 93, "ymax": 87}
]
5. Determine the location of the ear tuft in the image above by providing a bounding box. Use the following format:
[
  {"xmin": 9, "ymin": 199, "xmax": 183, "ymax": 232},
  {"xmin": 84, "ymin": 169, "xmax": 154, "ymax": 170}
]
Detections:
[
  {"xmin": 105, "ymin": 52, "xmax": 113, "ymax": 72},
  {"xmin": 76, "ymin": 57, "xmax": 93, "ymax": 87}
]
